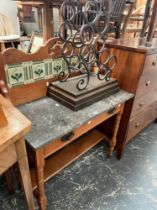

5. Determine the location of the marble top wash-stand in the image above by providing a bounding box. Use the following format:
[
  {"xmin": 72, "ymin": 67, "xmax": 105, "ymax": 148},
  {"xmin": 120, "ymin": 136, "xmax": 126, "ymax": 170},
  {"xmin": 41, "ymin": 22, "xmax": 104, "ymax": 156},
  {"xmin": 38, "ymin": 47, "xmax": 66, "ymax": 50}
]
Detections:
[
  {"xmin": 18, "ymin": 90, "xmax": 133, "ymax": 210},
  {"xmin": 0, "ymin": 37, "xmax": 133, "ymax": 210}
]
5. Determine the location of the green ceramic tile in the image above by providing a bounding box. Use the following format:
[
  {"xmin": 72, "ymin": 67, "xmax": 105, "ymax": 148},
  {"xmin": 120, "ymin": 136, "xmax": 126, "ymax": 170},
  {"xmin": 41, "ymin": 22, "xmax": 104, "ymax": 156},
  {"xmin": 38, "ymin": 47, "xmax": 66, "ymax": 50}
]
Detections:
[
  {"xmin": 32, "ymin": 61, "xmax": 46, "ymax": 81},
  {"xmin": 52, "ymin": 58, "xmax": 64, "ymax": 76},
  {"xmin": 5, "ymin": 58, "xmax": 66, "ymax": 88},
  {"xmin": 5, "ymin": 64, "xmax": 24, "ymax": 87},
  {"xmin": 70, "ymin": 57, "xmax": 79, "ymax": 68}
]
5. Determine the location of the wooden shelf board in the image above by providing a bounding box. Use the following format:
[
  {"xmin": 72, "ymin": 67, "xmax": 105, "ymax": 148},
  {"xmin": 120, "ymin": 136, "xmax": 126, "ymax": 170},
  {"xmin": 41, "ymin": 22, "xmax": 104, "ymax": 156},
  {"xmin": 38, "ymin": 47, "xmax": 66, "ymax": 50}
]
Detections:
[{"xmin": 31, "ymin": 129, "xmax": 105, "ymax": 189}]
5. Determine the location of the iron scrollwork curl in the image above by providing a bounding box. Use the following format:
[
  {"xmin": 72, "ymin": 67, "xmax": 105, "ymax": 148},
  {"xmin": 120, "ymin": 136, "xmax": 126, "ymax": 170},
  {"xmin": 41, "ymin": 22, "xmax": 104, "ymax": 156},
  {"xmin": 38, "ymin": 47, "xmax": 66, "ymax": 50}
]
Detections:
[{"xmin": 58, "ymin": 0, "xmax": 117, "ymax": 90}]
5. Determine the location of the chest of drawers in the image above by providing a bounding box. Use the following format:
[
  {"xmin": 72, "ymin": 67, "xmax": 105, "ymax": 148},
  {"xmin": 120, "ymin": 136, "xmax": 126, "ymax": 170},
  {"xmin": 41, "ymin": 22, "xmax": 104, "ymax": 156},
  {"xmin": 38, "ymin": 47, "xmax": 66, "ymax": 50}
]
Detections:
[{"xmin": 105, "ymin": 38, "xmax": 157, "ymax": 158}]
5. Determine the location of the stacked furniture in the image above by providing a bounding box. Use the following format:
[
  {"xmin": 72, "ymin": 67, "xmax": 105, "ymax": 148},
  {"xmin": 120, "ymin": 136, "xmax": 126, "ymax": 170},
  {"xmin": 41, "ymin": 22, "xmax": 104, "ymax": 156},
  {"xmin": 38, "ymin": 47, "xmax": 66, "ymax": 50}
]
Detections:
[{"xmin": 105, "ymin": 37, "xmax": 157, "ymax": 157}]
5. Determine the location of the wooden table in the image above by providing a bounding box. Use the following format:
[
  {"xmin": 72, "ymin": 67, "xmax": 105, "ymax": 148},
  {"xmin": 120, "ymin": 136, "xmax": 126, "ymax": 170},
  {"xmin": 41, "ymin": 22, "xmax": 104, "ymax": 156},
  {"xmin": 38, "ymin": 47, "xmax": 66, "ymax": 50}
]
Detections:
[
  {"xmin": 19, "ymin": 90, "xmax": 133, "ymax": 210},
  {"xmin": 0, "ymin": 94, "xmax": 34, "ymax": 210}
]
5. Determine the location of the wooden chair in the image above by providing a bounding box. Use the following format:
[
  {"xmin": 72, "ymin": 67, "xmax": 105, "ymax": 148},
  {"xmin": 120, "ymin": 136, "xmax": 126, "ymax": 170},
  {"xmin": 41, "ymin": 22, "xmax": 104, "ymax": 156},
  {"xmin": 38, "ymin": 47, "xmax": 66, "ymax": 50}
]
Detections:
[
  {"xmin": 122, "ymin": 1, "xmax": 153, "ymax": 38},
  {"xmin": 121, "ymin": 0, "xmax": 137, "ymax": 37},
  {"xmin": 108, "ymin": 0, "xmax": 126, "ymax": 38},
  {"xmin": 63, "ymin": 0, "xmax": 126, "ymax": 39},
  {"xmin": 0, "ymin": 13, "xmax": 13, "ymax": 36},
  {"xmin": 145, "ymin": 0, "xmax": 157, "ymax": 45},
  {"xmin": 27, "ymin": 31, "xmax": 43, "ymax": 53},
  {"xmin": 0, "ymin": 13, "xmax": 15, "ymax": 51}
]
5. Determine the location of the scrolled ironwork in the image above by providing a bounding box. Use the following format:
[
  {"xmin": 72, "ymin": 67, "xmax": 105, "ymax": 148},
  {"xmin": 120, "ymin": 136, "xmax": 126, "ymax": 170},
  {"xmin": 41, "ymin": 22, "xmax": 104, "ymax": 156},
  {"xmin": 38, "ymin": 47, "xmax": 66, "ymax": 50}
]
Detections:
[
  {"xmin": 76, "ymin": 62, "xmax": 90, "ymax": 90},
  {"xmin": 80, "ymin": 24, "xmax": 94, "ymax": 46},
  {"xmin": 80, "ymin": 45, "xmax": 96, "ymax": 64},
  {"xmin": 107, "ymin": 55, "xmax": 117, "ymax": 70},
  {"xmin": 58, "ymin": 0, "xmax": 117, "ymax": 90},
  {"xmin": 62, "ymin": 42, "xmax": 74, "ymax": 58}
]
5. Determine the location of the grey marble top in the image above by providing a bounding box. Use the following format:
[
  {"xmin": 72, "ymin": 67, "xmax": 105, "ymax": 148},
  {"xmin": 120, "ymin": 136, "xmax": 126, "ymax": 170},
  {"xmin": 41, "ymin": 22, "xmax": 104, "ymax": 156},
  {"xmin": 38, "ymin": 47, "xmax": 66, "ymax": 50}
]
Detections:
[{"xmin": 19, "ymin": 90, "xmax": 133, "ymax": 149}]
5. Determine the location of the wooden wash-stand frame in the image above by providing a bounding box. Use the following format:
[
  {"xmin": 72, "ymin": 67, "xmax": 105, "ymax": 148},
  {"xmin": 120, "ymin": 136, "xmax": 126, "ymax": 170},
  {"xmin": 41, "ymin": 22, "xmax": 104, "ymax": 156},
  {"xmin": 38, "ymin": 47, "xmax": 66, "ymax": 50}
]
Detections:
[{"xmin": 0, "ymin": 38, "xmax": 133, "ymax": 210}]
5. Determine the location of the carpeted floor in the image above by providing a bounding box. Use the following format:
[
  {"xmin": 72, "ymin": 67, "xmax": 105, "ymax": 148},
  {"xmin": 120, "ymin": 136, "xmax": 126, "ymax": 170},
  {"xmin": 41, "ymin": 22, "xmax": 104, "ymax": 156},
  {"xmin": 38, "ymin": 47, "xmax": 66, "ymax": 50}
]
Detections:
[{"xmin": 0, "ymin": 122, "xmax": 157, "ymax": 210}]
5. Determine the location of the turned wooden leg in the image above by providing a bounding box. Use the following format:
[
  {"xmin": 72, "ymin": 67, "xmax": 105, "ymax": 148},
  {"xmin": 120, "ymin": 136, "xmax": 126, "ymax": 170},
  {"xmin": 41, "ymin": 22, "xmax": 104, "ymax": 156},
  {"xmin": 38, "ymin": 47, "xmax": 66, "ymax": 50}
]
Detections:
[
  {"xmin": 108, "ymin": 110, "xmax": 123, "ymax": 158},
  {"xmin": 15, "ymin": 138, "xmax": 35, "ymax": 210},
  {"xmin": 35, "ymin": 149, "xmax": 47, "ymax": 210}
]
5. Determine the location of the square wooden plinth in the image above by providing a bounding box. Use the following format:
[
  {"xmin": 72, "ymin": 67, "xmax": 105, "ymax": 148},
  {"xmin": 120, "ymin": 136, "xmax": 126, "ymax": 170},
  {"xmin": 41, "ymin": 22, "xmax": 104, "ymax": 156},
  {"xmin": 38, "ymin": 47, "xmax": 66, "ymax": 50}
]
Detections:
[{"xmin": 48, "ymin": 75, "xmax": 119, "ymax": 111}]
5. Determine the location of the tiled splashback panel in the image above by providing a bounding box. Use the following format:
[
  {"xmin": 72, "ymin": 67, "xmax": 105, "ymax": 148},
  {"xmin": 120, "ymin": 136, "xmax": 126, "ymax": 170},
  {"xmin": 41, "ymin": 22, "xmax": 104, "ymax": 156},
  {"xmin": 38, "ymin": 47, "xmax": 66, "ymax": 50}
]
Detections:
[{"xmin": 5, "ymin": 58, "xmax": 66, "ymax": 87}]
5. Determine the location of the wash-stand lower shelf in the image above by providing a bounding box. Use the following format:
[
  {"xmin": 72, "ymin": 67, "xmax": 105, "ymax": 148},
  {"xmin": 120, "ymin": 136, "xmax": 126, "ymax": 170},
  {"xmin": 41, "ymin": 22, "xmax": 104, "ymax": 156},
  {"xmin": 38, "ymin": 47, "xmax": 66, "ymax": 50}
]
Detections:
[{"xmin": 30, "ymin": 129, "xmax": 105, "ymax": 189}]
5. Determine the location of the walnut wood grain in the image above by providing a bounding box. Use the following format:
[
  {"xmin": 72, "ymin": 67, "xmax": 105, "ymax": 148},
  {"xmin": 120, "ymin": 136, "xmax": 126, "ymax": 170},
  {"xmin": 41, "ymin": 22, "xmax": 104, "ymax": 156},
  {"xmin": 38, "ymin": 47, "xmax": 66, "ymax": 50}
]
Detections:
[
  {"xmin": 131, "ymin": 90, "xmax": 157, "ymax": 117},
  {"xmin": 104, "ymin": 37, "xmax": 157, "ymax": 156},
  {"xmin": 109, "ymin": 48, "xmax": 145, "ymax": 93},
  {"xmin": 127, "ymin": 100, "xmax": 157, "ymax": 141}
]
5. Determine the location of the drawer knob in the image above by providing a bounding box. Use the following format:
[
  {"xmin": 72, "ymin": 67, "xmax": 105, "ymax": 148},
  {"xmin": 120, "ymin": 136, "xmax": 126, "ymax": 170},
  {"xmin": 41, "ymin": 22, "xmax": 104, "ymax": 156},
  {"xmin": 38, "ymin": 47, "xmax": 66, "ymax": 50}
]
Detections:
[
  {"xmin": 139, "ymin": 102, "xmax": 144, "ymax": 107},
  {"xmin": 152, "ymin": 61, "xmax": 156, "ymax": 66},
  {"xmin": 135, "ymin": 123, "xmax": 140, "ymax": 128},
  {"xmin": 61, "ymin": 131, "xmax": 75, "ymax": 142},
  {"xmin": 108, "ymin": 106, "xmax": 117, "ymax": 114},
  {"xmin": 146, "ymin": 80, "xmax": 151, "ymax": 87}
]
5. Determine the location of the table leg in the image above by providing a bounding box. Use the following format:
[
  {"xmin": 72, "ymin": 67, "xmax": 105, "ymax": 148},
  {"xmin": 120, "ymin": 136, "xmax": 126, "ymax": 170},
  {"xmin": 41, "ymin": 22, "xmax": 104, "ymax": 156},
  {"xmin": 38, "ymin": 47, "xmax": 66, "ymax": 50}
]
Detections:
[
  {"xmin": 15, "ymin": 138, "xmax": 35, "ymax": 210},
  {"xmin": 34, "ymin": 149, "xmax": 47, "ymax": 210},
  {"xmin": 108, "ymin": 110, "xmax": 123, "ymax": 158},
  {"xmin": 5, "ymin": 169, "xmax": 14, "ymax": 194}
]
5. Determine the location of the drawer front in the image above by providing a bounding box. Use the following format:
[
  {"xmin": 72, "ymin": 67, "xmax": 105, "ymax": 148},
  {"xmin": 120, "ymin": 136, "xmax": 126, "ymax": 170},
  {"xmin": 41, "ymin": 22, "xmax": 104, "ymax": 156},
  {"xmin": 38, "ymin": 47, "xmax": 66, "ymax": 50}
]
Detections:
[
  {"xmin": 44, "ymin": 104, "xmax": 124, "ymax": 158},
  {"xmin": 127, "ymin": 101, "xmax": 157, "ymax": 142},
  {"xmin": 136, "ymin": 71, "xmax": 157, "ymax": 97},
  {"xmin": 136, "ymin": 53, "xmax": 157, "ymax": 97},
  {"xmin": 131, "ymin": 90, "xmax": 157, "ymax": 117},
  {"xmin": 143, "ymin": 53, "xmax": 157, "ymax": 75}
]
